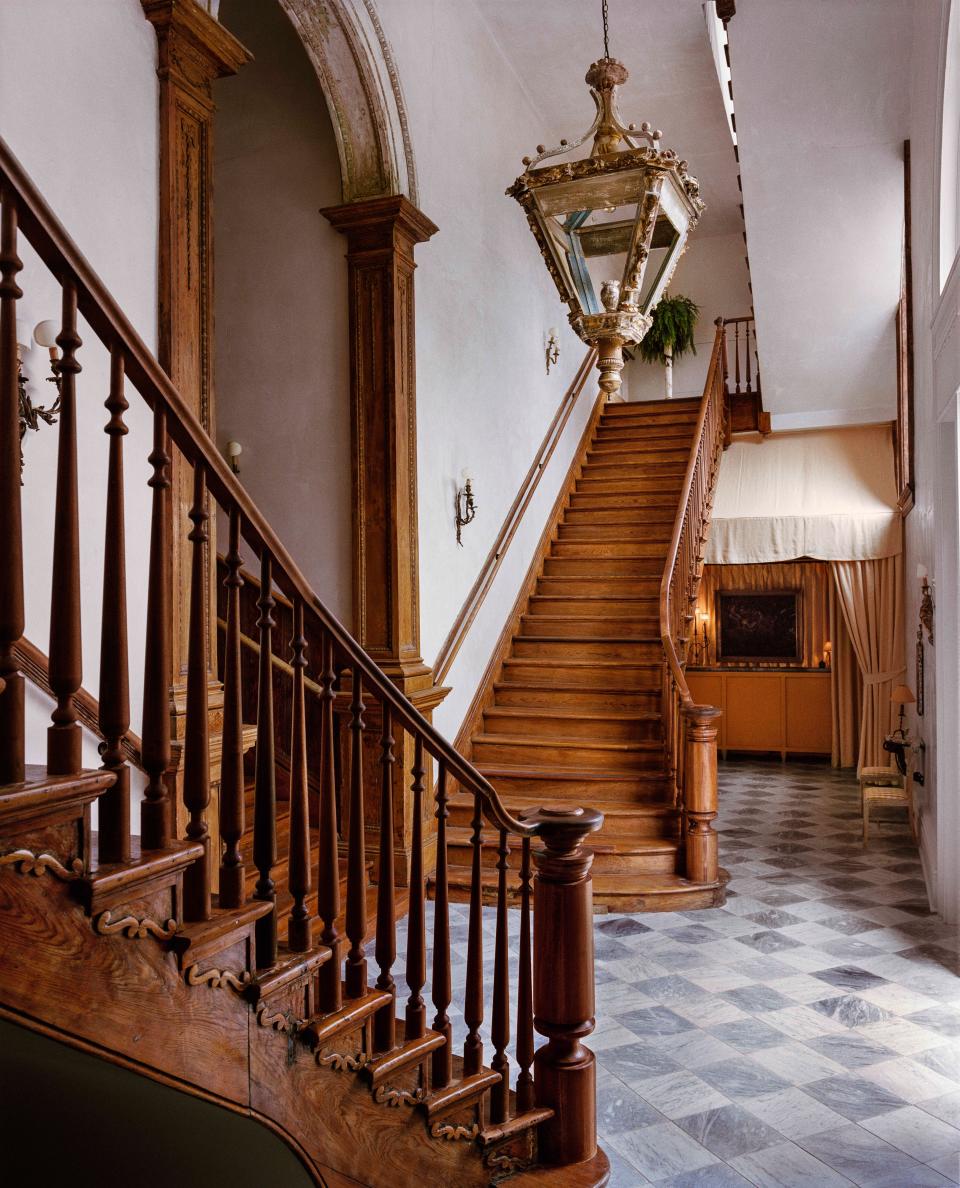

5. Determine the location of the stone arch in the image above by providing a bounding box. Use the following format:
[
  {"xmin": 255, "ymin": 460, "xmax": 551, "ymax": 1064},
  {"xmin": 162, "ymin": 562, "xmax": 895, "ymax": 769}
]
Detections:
[{"xmin": 276, "ymin": 0, "xmax": 418, "ymax": 204}]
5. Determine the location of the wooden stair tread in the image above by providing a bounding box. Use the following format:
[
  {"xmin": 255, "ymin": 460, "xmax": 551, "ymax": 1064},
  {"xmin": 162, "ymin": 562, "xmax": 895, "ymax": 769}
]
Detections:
[
  {"xmin": 302, "ymin": 987, "xmax": 393, "ymax": 1048},
  {"xmin": 482, "ymin": 705, "xmax": 660, "ymax": 723},
  {"xmin": 474, "ymin": 760, "xmax": 669, "ymax": 783},
  {"xmin": 473, "ymin": 731, "xmax": 663, "ymax": 753}
]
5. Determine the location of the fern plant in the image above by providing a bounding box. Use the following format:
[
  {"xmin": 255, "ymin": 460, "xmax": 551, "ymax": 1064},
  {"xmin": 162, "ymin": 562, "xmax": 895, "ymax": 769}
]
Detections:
[{"xmin": 638, "ymin": 293, "xmax": 700, "ymax": 398}]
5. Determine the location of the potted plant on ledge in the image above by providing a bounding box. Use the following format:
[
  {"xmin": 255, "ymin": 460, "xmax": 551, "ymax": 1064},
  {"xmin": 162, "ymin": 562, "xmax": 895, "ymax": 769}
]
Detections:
[{"xmin": 639, "ymin": 293, "xmax": 700, "ymax": 399}]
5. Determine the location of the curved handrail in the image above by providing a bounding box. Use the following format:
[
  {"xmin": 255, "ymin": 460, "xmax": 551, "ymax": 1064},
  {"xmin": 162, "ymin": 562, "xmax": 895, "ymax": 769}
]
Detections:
[
  {"xmin": 0, "ymin": 134, "xmax": 537, "ymax": 841},
  {"xmin": 658, "ymin": 319, "xmax": 726, "ymax": 708}
]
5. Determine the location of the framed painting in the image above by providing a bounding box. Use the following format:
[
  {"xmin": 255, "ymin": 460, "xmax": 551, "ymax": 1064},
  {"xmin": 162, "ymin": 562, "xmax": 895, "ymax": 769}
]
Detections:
[{"xmin": 716, "ymin": 589, "xmax": 801, "ymax": 663}]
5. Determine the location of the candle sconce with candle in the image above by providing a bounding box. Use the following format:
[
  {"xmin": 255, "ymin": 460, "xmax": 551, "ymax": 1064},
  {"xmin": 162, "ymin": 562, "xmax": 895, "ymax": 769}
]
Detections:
[
  {"xmin": 455, "ymin": 468, "xmax": 477, "ymax": 546},
  {"xmin": 545, "ymin": 327, "xmax": 560, "ymax": 375},
  {"xmin": 691, "ymin": 608, "xmax": 709, "ymax": 665},
  {"xmin": 17, "ymin": 318, "xmax": 63, "ymax": 478}
]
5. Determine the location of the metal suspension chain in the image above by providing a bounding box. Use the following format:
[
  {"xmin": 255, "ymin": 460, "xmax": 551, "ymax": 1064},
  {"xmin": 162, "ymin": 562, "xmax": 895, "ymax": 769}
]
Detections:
[{"xmin": 602, "ymin": 0, "xmax": 610, "ymax": 59}]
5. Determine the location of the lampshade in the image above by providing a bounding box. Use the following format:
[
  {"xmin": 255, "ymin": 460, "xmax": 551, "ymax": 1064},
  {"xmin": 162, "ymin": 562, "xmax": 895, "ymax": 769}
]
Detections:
[
  {"xmin": 33, "ymin": 320, "xmax": 59, "ymax": 349},
  {"xmin": 891, "ymin": 685, "xmax": 915, "ymax": 705}
]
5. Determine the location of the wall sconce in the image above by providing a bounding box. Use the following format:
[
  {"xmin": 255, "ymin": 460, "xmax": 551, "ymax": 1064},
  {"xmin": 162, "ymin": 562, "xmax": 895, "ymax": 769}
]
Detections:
[
  {"xmin": 455, "ymin": 468, "xmax": 477, "ymax": 546},
  {"xmin": 545, "ymin": 327, "xmax": 560, "ymax": 375},
  {"xmin": 691, "ymin": 608, "xmax": 709, "ymax": 665},
  {"xmin": 821, "ymin": 641, "xmax": 832, "ymax": 670},
  {"xmin": 16, "ymin": 319, "xmax": 62, "ymax": 479},
  {"xmin": 225, "ymin": 440, "xmax": 242, "ymax": 474},
  {"xmin": 890, "ymin": 683, "xmax": 916, "ymax": 740},
  {"xmin": 917, "ymin": 564, "xmax": 934, "ymax": 645}
]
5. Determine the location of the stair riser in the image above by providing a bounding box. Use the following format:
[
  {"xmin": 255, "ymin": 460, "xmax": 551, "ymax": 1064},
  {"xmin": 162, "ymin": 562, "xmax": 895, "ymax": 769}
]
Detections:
[
  {"xmin": 536, "ymin": 576, "xmax": 661, "ymax": 596},
  {"xmin": 511, "ymin": 638, "xmax": 661, "ymax": 661},
  {"xmin": 528, "ymin": 596, "xmax": 659, "ymax": 616},
  {"xmin": 447, "ymin": 796, "xmax": 677, "ymax": 838},
  {"xmin": 562, "ymin": 508, "xmax": 676, "ymax": 526},
  {"xmin": 493, "ymin": 684, "xmax": 662, "ymax": 712},
  {"xmin": 474, "ymin": 772, "xmax": 670, "ymax": 799},
  {"xmin": 471, "ymin": 739, "xmax": 663, "ymax": 770},
  {"xmin": 482, "ymin": 710, "xmax": 662, "ymax": 741},
  {"xmin": 519, "ymin": 616, "xmax": 658, "ymax": 639},
  {"xmin": 558, "ymin": 524, "xmax": 672, "ymax": 542},
  {"xmin": 594, "ymin": 424, "xmax": 695, "ymax": 441},
  {"xmin": 501, "ymin": 659, "xmax": 660, "ymax": 686},
  {"xmin": 446, "ymin": 841, "xmax": 679, "ymax": 876},
  {"xmin": 585, "ymin": 450, "xmax": 690, "ymax": 468},
  {"xmin": 552, "ymin": 541, "xmax": 667, "ymax": 559},
  {"xmin": 575, "ymin": 478, "xmax": 684, "ymax": 495},
  {"xmin": 543, "ymin": 557, "xmax": 663, "ymax": 577},
  {"xmin": 568, "ymin": 492, "xmax": 680, "ymax": 509}
]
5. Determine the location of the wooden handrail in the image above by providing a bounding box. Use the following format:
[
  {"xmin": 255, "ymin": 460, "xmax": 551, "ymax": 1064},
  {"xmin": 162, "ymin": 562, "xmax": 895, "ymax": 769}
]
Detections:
[
  {"xmin": 12, "ymin": 635, "xmax": 143, "ymax": 771},
  {"xmin": 433, "ymin": 345, "xmax": 597, "ymax": 683},
  {"xmin": 0, "ymin": 135, "xmax": 536, "ymax": 842}
]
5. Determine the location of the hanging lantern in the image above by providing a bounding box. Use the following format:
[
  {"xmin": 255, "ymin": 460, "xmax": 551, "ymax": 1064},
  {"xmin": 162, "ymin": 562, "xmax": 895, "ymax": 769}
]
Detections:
[{"xmin": 507, "ymin": 53, "xmax": 705, "ymax": 400}]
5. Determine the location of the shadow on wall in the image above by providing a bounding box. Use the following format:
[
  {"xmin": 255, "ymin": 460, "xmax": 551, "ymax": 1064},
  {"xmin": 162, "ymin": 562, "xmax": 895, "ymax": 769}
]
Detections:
[{"xmin": 0, "ymin": 1019, "xmax": 313, "ymax": 1187}]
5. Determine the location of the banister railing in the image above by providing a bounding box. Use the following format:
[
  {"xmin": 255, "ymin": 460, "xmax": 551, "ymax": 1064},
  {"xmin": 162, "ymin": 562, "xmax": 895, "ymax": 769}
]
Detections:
[
  {"xmin": 659, "ymin": 318, "xmax": 726, "ymax": 886},
  {"xmin": 722, "ymin": 314, "xmax": 759, "ymax": 398},
  {"xmin": 0, "ymin": 134, "xmax": 603, "ymax": 1170}
]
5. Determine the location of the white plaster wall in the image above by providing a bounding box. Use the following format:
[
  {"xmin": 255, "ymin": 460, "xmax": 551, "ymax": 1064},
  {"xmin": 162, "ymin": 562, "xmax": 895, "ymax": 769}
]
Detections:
[
  {"xmin": 214, "ymin": 0, "xmax": 352, "ymax": 623},
  {"xmin": 374, "ymin": 0, "xmax": 589, "ymax": 739},
  {"xmin": 904, "ymin": 0, "xmax": 959, "ymax": 923},
  {"xmin": 0, "ymin": 1, "xmax": 158, "ymax": 789},
  {"xmin": 624, "ymin": 231, "xmax": 752, "ymax": 403}
]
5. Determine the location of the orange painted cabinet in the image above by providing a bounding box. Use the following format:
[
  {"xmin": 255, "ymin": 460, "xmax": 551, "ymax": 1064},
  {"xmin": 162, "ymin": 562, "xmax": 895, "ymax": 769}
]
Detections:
[{"xmin": 686, "ymin": 669, "xmax": 832, "ymax": 758}]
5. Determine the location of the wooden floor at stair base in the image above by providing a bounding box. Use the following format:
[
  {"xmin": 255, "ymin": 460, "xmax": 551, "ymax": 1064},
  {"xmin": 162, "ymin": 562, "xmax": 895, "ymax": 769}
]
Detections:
[{"xmin": 458, "ymin": 397, "xmax": 725, "ymax": 912}]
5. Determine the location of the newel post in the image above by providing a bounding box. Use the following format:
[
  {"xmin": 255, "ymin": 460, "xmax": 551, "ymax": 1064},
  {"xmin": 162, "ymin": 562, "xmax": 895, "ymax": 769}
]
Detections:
[
  {"xmin": 682, "ymin": 703, "xmax": 721, "ymax": 883},
  {"xmin": 524, "ymin": 804, "xmax": 603, "ymax": 1167}
]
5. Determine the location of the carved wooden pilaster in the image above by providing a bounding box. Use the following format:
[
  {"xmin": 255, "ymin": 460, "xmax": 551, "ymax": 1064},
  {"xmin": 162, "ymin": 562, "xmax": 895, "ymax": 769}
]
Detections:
[
  {"xmin": 323, "ymin": 197, "xmax": 444, "ymax": 884},
  {"xmin": 142, "ymin": 0, "xmax": 251, "ymax": 872}
]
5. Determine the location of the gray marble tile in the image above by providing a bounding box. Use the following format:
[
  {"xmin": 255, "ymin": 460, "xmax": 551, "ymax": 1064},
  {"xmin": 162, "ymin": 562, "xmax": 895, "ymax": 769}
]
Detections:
[
  {"xmin": 860, "ymin": 1104, "xmax": 960, "ymax": 1160},
  {"xmin": 927, "ymin": 1151, "xmax": 960, "ymax": 1184},
  {"xmin": 803, "ymin": 1073, "xmax": 907, "ymax": 1121},
  {"xmin": 798, "ymin": 1122, "xmax": 934, "ymax": 1184},
  {"xmin": 814, "ymin": 966, "xmax": 889, "ymax": 992},
  {"xmin": 744, "ymin": 909, "xmax": 806, "ymax": 929},
  {"xmin": 633, "ymin": 1070, "xmax": 731, "ymax": 1119},
  {"xmin": 907, "ymin": 1006, "xmax": 960, "ymax": 1037},
  {"xmin": 596, "ymin": 1081, "xmax": 664, "ymax": 1135},
  {"xmin": 721, "ymin": 985, "xmax": 797, "ymax": 1014},
  {"xmin": 675, "ymin": 1102, "xmax": 784, "ymax": 1159},
  {"xmin": 729, "ymin": 1139, "xmax": 853, "ymax": 1186},
  {"xmin": 811, "ymin": 994, "xmax": 894, "ymax": 1028},
  {"xmin": 921, "ymin": 1090, "xmax": 960, "ymax": 1129},
  {"xmin": 709, "ymin": 1018, "xmax": 788, "ymax": 1053},
  {"xmin": 597, "ymin": 1041, "xmax": 682, "ymax": 1084},
  {"xmin": 746, "ymin": 1086, "xmax": 848, "ymax": 1138},
  {"xmin": 634, "ymin": 975, "xmax": 706, "ymax": 1003},
  {"xmin": 658, "ymin": 1166, "xmax": 754, "ymax": 1188},
  {"xmin": 697, "ymin": 1056, "xmax": 793, "ymax": 1100},
  {"xmin": 597, "ymin": 916, "xmax": 653, "ymax": 938},
  {"xmin": 607, "ymin": 1120, "xmax": 717, "ymax": 1182},
  {"xmin": 735, "ymin": 931, "xmax": 804, "ymax": 954},
  {"xmin": 618, "ymin": 1006, "xmax": 699, "ymax": 1038}
]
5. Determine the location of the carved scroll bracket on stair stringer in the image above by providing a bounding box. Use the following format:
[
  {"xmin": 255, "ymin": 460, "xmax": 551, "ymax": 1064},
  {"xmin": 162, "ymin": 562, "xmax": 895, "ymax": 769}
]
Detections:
[
  {"xmin": 184, "ymin": 962, "xmax": 251, "ymax": 995},
  {"xmin": 0, "ymin": 848, "xmax": 83, "ymax": 880},
  {"xmin": 93, "ymin": 910, "xmax": 178, "ymax": 941}
]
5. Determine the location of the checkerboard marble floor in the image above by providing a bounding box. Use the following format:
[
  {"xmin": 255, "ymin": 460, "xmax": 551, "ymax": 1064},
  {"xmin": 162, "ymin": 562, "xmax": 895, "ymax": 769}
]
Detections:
[
  {"xmin": 406, "ymin": 759, "xmax": 960, "ymax": 1186},
  {"xmin": 590, "ymin": 759, "xmax": 960, "ymax": 1186}
]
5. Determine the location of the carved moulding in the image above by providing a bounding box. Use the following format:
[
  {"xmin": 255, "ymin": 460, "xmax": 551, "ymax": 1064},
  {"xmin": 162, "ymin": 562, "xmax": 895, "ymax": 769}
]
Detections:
[
  {"xmin": 0, "ymin": 848, "xmax": 82, "ymax": 880},
  {"xmin": 317, "ymin": 1049, "xmax": 370, "ymax": 1073},
  {"xmin": 430, "ymin": 1120, "xmax": 479, "ymax": 1142},
  {"xmin": 184, "ymin": 962, "xmax": 251, "ymax": 994},
  {"xmin": 374, "ymin": 1083, "xmax": 427, "ymax": 1107},
  {"xmin": 94, "ymin": 910, "xmax": 177, "ymax": 941},
  {"xmin": 486, "ymin": 1149, "xmax": 533, "ymax": 1184},
  {"xmin": 257, "ymin": 1005, "xmax": 303, "ymax": 1034}
]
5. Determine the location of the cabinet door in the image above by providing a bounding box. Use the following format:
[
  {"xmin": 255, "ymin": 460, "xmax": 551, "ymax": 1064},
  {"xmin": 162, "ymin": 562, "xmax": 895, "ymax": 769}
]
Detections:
[
  {"xmin": 724, "ymin": 674, "xmax": 782, "ymax": 751},
  {"xmin": 785, "ymin": 674, "xmax": 831, "ymax": 754}
]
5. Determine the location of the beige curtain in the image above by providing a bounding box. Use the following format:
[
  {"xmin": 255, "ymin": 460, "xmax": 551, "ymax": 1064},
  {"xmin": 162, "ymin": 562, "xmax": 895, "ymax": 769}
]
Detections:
[
  {"xmin": 829, "ymin": 583, "xmax": 861, "ymax": 768},
  {"xmin": 696, "ymin": 562, "xmax": 831, "ymax": 667},
  {"xmin": 831, "ymin": 556, "xmax": 905, "ymax": 772}
]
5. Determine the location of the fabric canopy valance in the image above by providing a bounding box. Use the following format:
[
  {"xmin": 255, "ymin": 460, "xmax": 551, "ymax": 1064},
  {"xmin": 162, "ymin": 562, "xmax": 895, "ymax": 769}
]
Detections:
[{"xmin": 705, "ymin": 425, "xmax": 901, "ymax": 564}]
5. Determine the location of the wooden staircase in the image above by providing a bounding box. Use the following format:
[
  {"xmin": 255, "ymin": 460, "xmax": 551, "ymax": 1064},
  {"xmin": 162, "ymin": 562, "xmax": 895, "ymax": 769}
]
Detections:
[
  {"xmin": 0, "ymin": 137, "xmax": 611, "ymax": 1187},
  {"xmin": 455, "ymin": 353, "xmax": 729, "ymax": 913}
]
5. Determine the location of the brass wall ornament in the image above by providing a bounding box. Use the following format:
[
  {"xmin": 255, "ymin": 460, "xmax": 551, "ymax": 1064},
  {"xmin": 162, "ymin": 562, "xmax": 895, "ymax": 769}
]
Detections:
[{"xmin": 507, "ymin": 49, "xmax": 705, "ymax": 401}]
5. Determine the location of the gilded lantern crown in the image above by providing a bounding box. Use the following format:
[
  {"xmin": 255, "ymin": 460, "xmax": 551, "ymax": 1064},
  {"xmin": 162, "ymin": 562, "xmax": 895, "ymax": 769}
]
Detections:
[{"xmin": 507, "ymin": 58, "xmax": 705, "ymax": 364}]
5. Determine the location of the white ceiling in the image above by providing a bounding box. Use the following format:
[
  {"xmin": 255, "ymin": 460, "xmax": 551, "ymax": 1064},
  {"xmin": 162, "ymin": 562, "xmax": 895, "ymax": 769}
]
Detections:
[
  {"xmin": 477, "ymin": 0, "xmax": 916, "ymax": 427},
  {"xmin": 729, "ymin": 0, "xmax": 913, "ymax": 426}
]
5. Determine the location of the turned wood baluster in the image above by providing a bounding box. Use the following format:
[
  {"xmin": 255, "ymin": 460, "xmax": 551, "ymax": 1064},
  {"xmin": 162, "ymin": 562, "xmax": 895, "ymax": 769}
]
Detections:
[
  {"xmin": 490, "ymin": 827, "xmax": 511, "ymax": 1124},
  {"xmin": 254, "ymin": 552, "xmax": 278, "ymax": 967},
  {"xmin": 47, "ymin": 280, "xmax": 82, "ymax": 775},
  {"xmin": 516, "ymin": 835, "xmax": 535, "ymax": 1113},
  {"xmin": 431, "ymin": 761, "xmax": 453, "ymax": 1088},
  {"xmin": 219, "ymin": 508, "xmax": 245, "ymax": 907},
  {"xmin": 745, "ymin": 321, "xmax": 753, "ymax": 393},
  {"xmin": 405, "ymin": 735, "xmax": 427, "ymax": 1041},
  {"xmin": 140, "ymin": 407, "xmax": 172, "ymax": 848},
  {"xmin": 288, "ymin": 598, "xmax": 313, "ymax": 952},
  {"xmin": 97, "ymin": 345, "xmax": 130, "ymax": 863},
  {"xmin": 0, "ymin": 189, "xmax": 24, "ymax": 785},
  {"xmin": 463, "ymin": 791, "xmax": 484, "ymax": 1077},
  {"xmin": 373, "ymin": 704, "xmax": 396, "ymax": 1052},
  {"xmin": 183, "ymin": 466, "xmax": 211, "ymax": 921},
  {"xmin": 318, "ymin": 634, "xmax": 341, "ymax": 1004},
  {"xmin": 527, "ymin": 805, "xmax": 604, "ymax": 1167},
  {"xmin": 733, "ymin": 320, "xmax": 741, "ymax": 394},
  {"xmin": 344, "ymin": 666, "xmax": 367, "ymax": 999},
  {"xmin": 683, "ymin": 704, "xmax": 721, "ymax": 884}
]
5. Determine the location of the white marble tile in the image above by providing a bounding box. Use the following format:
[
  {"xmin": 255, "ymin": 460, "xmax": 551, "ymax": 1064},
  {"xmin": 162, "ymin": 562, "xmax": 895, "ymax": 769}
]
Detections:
[
  {"xmin": 633, "ymin": 1070, "xmax": 731, "ymax": 1120},
  {"xmin": 926, "ymin": 1150, "xmax": 960, "ymax": 1183},
  {"xmin": 730, "ymin": 1139, "xmax": 852, "ymax": 1186},
  {"xmin": 767, "ymin": 973, "xmax": 842, "ymax": 1004},
  {"xmin": 779, "ymin": 922, "xmax": 848, "ymax": 946},
  {"xmin": 858, "ymin": 984, "xmax": 942, "ymax": 1015},
  {"xmin": 776, "ymin": 947, "xmax": 849, "ymax": 973},
  {"xmin": 671, "ymin": 996, "xmax": 750, "ymax": 1029},
  {"xmin": 655, "ymin": 1030, "xmax": 742, "ymax": 1070},
  {"xmin": 685, "ymin": 966, "xmax": 757, "ymax": 993},
  {"xmin": 766, "ymin": 1004, "xmax": 848, "ymax": 1041},
  {"xmin": 607, "ymin": 1120, "xmax": 718, "ymax": 1182},
  {"xmin": 859, "ymin": 1057, "xmax": 960, "ymax": 1104},
  {"xmin": 921, "ymin": 1091, "xmax": 960, "ymax": 1130},
  {"xmin": 747, "ymin": 1087, "xmax": 849, "ymax": 1139},
  {"xmin": 751, "ymin": 1041, "xmax": 847, "ymax": 1085},
  {"xmin": 860, "ymin": 1105, "xmax": 960, "ymax": 1160},
  {"xmin": 857, "ymin": 1017, "xmax": 947, "ymax": 1055}
]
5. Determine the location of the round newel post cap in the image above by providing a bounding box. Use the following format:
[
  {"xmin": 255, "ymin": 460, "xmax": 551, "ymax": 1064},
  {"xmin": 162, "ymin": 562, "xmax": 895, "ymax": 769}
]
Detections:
[
  {"xmin": 682, "ymin": 702, "xmax": 723, "ymax": 723},
  {"xmin": 521, "ymin": 804, "xmax": 604, "ymax": 851}
]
